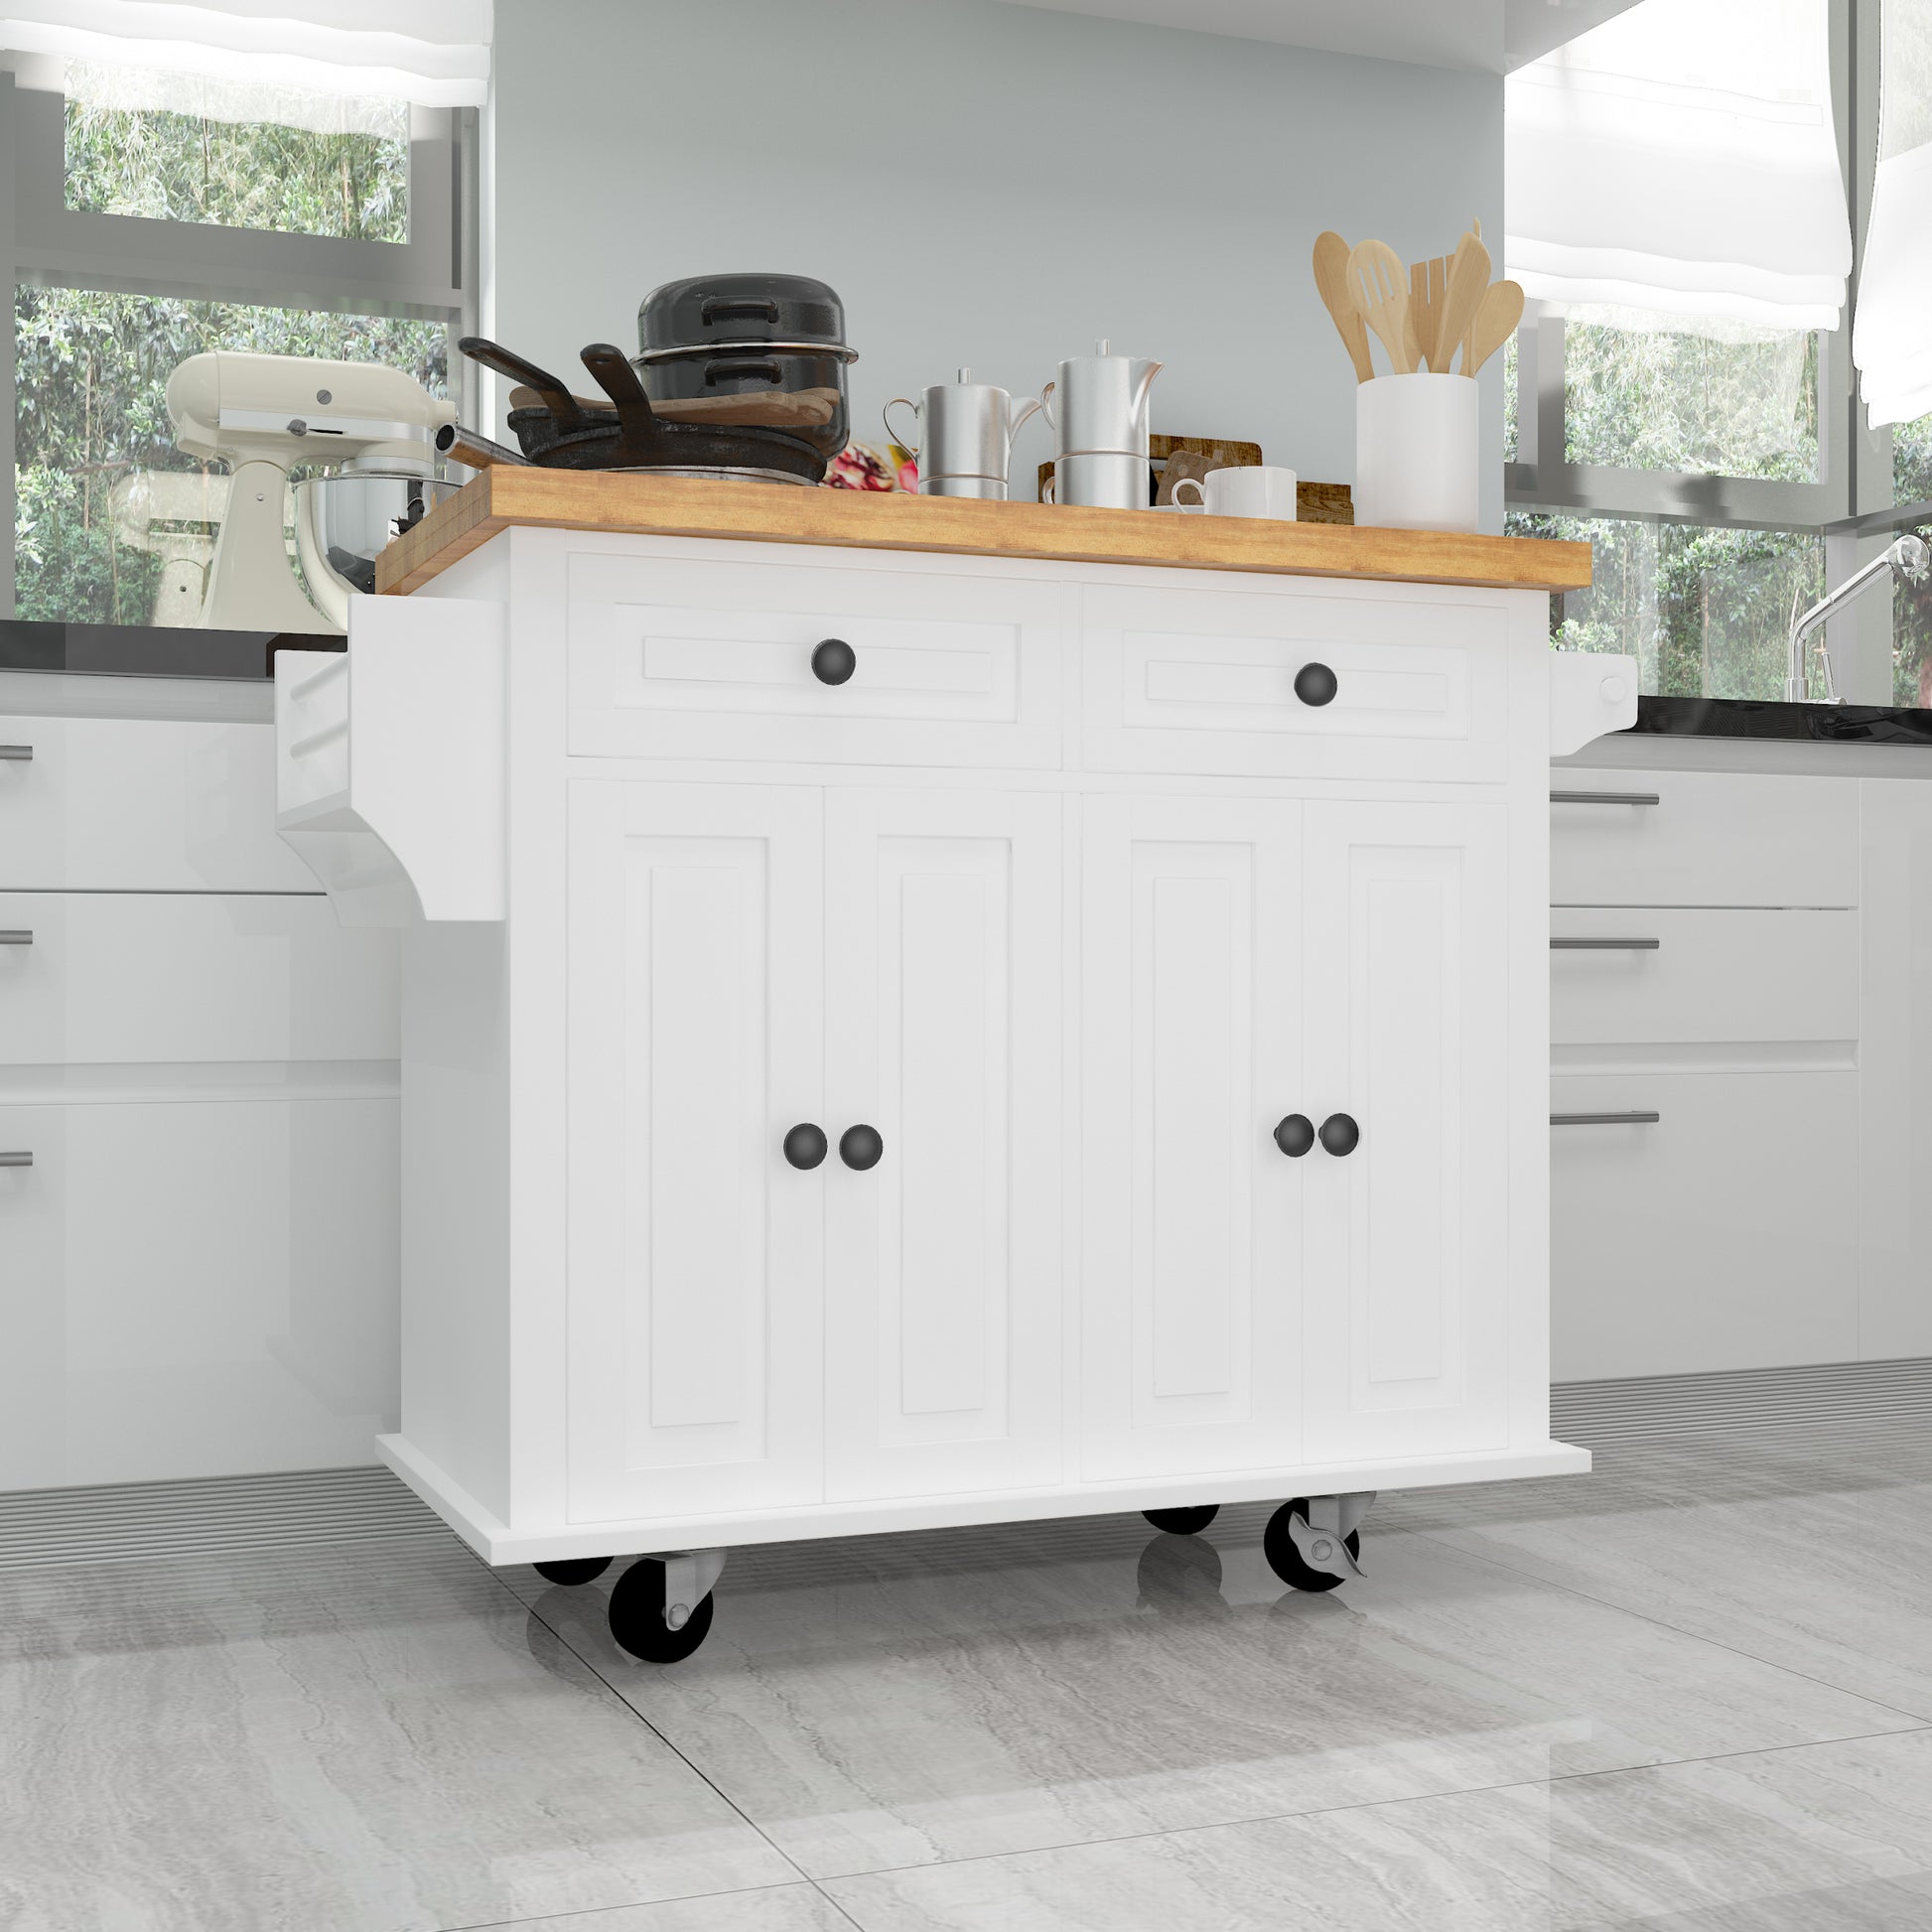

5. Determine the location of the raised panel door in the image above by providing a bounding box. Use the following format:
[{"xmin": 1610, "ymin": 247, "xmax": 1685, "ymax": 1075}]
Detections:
[
  {"xmin": 1080, "ymin": 794, "xmax": 1305, "ymax": 1479},
  {"xmin": 1301, "ymin": 801, "xmax": 1511, "ymax": 1461},
  {"xmin": 822, "ymin": 788, "xmax": 1063, "ymax": 1499},
  {"xmin": 566, "ymin": 780, "xmax": 824, "ymax": 1521}
]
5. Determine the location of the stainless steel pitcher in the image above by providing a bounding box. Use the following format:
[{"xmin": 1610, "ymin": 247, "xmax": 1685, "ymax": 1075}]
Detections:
[
  {"xmin": 885, "ymin": 369, "xmax": 1041, "ymax": 499},
  {"xmin": 1040, "ymin": 339, "xmax": 1164, "ymax": 460}
]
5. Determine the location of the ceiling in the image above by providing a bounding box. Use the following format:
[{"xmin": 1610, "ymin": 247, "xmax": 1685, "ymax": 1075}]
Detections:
[{"xmin": 998, "ymin": 0, "xmax": 1644, "ymax": 72}]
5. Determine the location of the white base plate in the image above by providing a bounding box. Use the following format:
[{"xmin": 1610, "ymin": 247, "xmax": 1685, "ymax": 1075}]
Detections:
[{"xmin": 376, "ymin": 1433, "xmax": 1592, "ymax": 1568}]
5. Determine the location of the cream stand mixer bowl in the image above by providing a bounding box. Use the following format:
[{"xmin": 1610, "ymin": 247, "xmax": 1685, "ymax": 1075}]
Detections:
[{"xmin": 166, "ymin": 350, "xmax": 456, "ymax": 632}]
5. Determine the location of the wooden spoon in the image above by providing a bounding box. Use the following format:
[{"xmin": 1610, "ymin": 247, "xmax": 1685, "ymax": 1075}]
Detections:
[
  {"xmin": 1435, "ymin": 231, "xmax": 1492, "ymax": 377},
  {"xmin": 1347, "ymin": 239, "xmax": 1415, "ymax": 375},
  {"xmin": 1312, "ymin": 231, "xmax": 1375, "ymax": 382},
  {"xmin": 1461, "ymin": 279, "xmax": 1525, "ymax": 376}
]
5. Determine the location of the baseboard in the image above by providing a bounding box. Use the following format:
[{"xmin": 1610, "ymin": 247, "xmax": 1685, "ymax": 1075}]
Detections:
[
  {"xmin": 0, "ymin": 1464, "xmax": 444, "ymax": 1571},
  {"xmin": 1552, "ymin": 1356, "xmax": 1932, "ymax": 1446}
]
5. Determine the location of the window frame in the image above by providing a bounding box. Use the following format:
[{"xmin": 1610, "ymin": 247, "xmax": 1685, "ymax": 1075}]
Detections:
[{"xmin": 0, "ymin": 63, "xmax": 479, "ymax": 619}]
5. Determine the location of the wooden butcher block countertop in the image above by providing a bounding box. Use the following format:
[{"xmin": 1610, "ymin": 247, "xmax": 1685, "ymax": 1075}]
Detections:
[{"xmin": 376, "ymin": 467, "xmax": 1593, "ymax": 597}]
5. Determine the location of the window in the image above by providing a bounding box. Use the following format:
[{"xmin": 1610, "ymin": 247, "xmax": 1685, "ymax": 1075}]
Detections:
[
  {"xmin": 3, "ymin": 6, "xmax": 485, "ymax": 624},
  {"xmin": 1500, "ymin": 0, "xmax": 1932, "ymax": 707}
]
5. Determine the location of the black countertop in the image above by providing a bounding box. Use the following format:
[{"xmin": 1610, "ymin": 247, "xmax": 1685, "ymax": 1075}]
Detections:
[
  {"xmin": 0, "ymin": 618, "xmax": 340, "ymax": 681},
  {"xmin": 7, "ymin": 621, "xmax": 1932, "ymax": 746},
  {"xmin": 1628, "ymin": 694, "xmax": 1932, "ymax": 745}
]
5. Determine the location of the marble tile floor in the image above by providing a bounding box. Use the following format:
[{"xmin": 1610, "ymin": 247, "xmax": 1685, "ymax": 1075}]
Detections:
[{"xmin": 5, "ymin": 1420, "xmax": 1932, "ymax": 1931}]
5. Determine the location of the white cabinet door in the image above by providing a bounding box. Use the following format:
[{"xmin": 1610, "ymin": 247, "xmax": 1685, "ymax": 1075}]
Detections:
[
  {"xmin": 822, "ymin": 788, "xmax": 1063, "ymax": 1499},
  {"xmin": 566, "ymin": 781, "xmax": 825, "ymax": 1521},
  {"xmin": 1080, "ymin": 794, "xmax": 1305, "ymax": 1479},
  {"xmin": 0, "ymin": 1096, "xmax": 399, "ymax": 1491},
  {"xmin": 1552, "ymin": 1070, "xmax": 1860, "ymax": 1380},
  {"xmin": 1301, "ymin": 801, "xmax": 1511, "ymax": 1461}
]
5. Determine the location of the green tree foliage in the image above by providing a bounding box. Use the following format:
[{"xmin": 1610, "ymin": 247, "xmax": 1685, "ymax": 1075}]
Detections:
[
  {"xmin": 66, "ymin": 97, "xmax": 407, "ymax": 242},
  {"xmin": 1505, "ymin": 317, "xmax": 1827, "ymax": 700},
  {"xmin": 16, "ymin": 286, "xmax": 446, "ymax": 624}
]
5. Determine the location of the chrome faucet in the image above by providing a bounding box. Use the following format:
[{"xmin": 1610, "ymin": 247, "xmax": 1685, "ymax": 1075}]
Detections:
[{"xmin": 1784, "ymin": 534, "xmax": 1930, "ymax": 704}]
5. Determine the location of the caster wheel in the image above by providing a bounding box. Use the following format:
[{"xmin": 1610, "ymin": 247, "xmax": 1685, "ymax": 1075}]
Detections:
[
  {"xmin": 608, "ymin": 1558, "xmax": 715, "ymax": 1664},
  {"xmin": 1136, "ymin": 1534, "xmax": 1224, "ymax": 1611},
  {"xmin": 533, "ymin": 1556, "xmax": 612, "ymax": 1587},
  {"xmin": 1142, "ymin": 1504, "xmax": 1219, "ymax": 1536},
  {"xmin": 1264, "ymin": 1498, "xmax": 1359, "ymax": 1593}
]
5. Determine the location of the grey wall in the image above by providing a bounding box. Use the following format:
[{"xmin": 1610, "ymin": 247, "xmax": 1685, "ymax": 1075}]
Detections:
[{"xmin": 488, "ymin": 0, "xmax": 1504, "ymax": 525}]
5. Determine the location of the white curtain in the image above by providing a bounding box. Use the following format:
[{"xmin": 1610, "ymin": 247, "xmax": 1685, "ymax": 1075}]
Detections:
[
  {"xmin": 0, "ymin": 2, "xmax": 490, "ymax": 124},
  {"xmin": 1505, "ymin": 0, "xmax": 1851, "ymax": 331},
  {"xmin": 1855, "ymin": 0, "xmax": 1932, "ymax": 428}
]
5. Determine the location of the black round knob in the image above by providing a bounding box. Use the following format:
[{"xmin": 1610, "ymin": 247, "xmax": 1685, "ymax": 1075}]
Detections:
[
  {"xmin": 1318, "ymin": 1113, "xmax": 1360, "ymax": 1157},
  {"xmin": 1295, "ymin": 662, "xmax": 1338, "ymax": 707},
  {"xmin": 811, "ymin": 637, "xmax": 856, "ymax": 686},
  {"xmin": 1274, "ymin": 1114, "xmax": 1315, "ymax": 1158},
  {"xmin": 839, "ymin": 1124, "xmax": 884, "ymax": 1171},
  {"xmin": 782, "ymin": 1123, "xmax": 827, "ymax": 1170}
]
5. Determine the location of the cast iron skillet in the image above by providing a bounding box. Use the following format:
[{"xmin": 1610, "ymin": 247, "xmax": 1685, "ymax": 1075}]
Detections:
[{"xmin": 457, "ymin": 336, "xmax": 827, "ymax": 483}]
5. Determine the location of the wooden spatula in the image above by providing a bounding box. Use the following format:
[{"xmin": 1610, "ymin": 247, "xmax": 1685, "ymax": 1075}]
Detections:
[
  {"xmin": 1312, "ymin": 231, "xmax": 1375, "ymax": 382},
  {"xmin": 1460, "ymin": 279, "xmax": 1525, "ymax": 377},
  {"xmin": 1347, "ymin": 239, "xmax": 1415, "ymax": 375},
  {"xmin": 1435, "ymin": 232, "xmax": 1491, "ymax": 377}
]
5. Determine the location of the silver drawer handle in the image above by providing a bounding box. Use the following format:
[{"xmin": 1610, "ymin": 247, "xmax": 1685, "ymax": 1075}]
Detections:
[
  {"xmin": 0, "ymin": 746, "xmax": 33, "ymax": 761},
  {"xmin": 1550, "ymin": 789, "xmax": 1658, "ymax": 805},
  {"xmin": 0, "ymin": 930, "xmax": 31, "ymax": 945},
  {"xmin": 0, "ymin": 1152, "xmax": 33, "ymax": 1168},
  {"xmin": 1551, "ymin": 937, "xmax": 1660, "ymax": 951},
  {"xmin": 1552, "ymin": 1112, "xmax": 1660, "ymax": 1127}
]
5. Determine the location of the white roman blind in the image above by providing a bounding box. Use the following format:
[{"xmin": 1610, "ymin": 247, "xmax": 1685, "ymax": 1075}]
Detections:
[
  {"xmin": 1854, "ymin": 0, "xmax": 1932, "ymax": 427},
  {"xmin": 0, "ymin": 2, "xmax": 491, "ymax": 120},
  {"xmin": 1505, "ymin": 0, "xmax": 1851, "ymax": 331}
]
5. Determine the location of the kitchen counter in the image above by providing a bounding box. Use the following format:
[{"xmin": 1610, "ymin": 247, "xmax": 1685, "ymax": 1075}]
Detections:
[
  {"xmin": 0, "ymin": 618, "xmax": 337, "ymax": 681},
  {"xmin": 376, "ymin": 468, "xmax": 1596, "ymax": 596},
  {"xmin": 1628, "ymin": 693, "xmax": 1932, "ymax": 746}
]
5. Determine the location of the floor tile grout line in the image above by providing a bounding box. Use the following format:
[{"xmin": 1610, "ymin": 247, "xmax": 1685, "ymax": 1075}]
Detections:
[
  {"xmin": 435, "ymin": 1873, "xmax": 831, "ymax": 1932},
  {"xmin": 1406, "ymin": 1518, "xmax": 1932, "ymax": 1728},
  {"xmin": 461, "ymin": 1545, "xmax": 817, "ymax": 1891},
  {"xmin": 805, "ymin": 1718, "xmax": 1932, "ymax": 1893},
  {"xmin": 806, "ymin": 1875, "xmax": 877, "ymax": 1930}
]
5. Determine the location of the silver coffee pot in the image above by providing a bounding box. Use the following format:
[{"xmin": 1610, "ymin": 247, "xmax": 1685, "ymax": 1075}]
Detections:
[
  {"xmin": 885, "ymin": 369, "xmax": 1041, "ymax": 500},
  {"xmin": 1039, "ymin": 339, "xmax": 1164, "ymax": 507}
]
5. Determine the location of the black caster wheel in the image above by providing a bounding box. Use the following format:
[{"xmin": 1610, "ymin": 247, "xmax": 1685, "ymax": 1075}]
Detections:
[
  {"xmin": 533, "ymin": 1556, "xmax": 612, "ymax": 1587},
  {"xmin": 608, "ymin": 1557, "xmax": 715, "ymax": 1664},
  {"xmin": 1263, "ymin": 1498, "xmax": 1359, "ymax": 1594},
  {"xmin": 1142, "ymin": 1504, "xmax": 1220, "ymax": 1536}
]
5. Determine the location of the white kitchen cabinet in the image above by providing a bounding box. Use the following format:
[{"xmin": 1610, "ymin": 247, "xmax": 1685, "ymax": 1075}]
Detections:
[
  {"xmin": 0, "ymin": 1090, "xmax": 399, "ymax": 1488},
  {"xmin": 1551, "ymin": 1069, "xmax": 1860, "ymax": 1380},
  {"xmin": 0, "ymin": 892, "xmax": 398, "ymax": 1065},
  {"xmin": 278, "ymin": 514, "xmax": 1619, "ymax": 1661},
  {"xmin": 0, "ymin": 713, "xmax": 318, "ymax": 893}
]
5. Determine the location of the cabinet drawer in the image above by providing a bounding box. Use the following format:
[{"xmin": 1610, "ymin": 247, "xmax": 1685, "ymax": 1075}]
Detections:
[
  {"xmin": 1550, "ymin": 1069, "xmax": 1858, "ymax": 1381},
  {"xmin": 0, "ymin": 894, "xmax": 398, "ymax": 1064},
  {"xmin": 566, "ymin": 552, "xmax": 1065, "ymax": 767},
  {"xmin": 1551, "ymin": 907, "xmax": 1858, "ymax": 1045},
  {"xmin": 1080, "ymin": 580, "xmax": 1508, "ymax": 782},
  {"xmin": 0, "ymin": 1094, "xmax": 399, "ymax": 1490},
  {"xmin": 0, "ymin": 714, "xmax": 317, "ymax": 893},
  {"xmin": 1552, "ymin": 769, "xmax": 1859, "ymax": 908}
]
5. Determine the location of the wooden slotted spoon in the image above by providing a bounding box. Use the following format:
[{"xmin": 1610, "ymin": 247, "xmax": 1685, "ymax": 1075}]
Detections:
[{"xmin": 1347, "ymin": 239, "xmax": 1415, "ymax": 375}]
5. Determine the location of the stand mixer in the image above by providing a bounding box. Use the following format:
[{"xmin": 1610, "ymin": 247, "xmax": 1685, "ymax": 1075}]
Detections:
[{"xmin": 164, "ymin": 351, "xmax": 458, "ymax": 633}]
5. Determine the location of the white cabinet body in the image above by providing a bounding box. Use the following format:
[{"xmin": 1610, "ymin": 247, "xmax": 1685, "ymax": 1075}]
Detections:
[{"xmin": 282, "ymin": 527, "xmax": 1602, "ymax": 1564}]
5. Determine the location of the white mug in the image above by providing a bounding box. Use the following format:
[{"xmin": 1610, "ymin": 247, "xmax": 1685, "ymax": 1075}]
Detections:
[{"xmin": 1172, "ymin": 465, "xmax": 1298, "ymax": 520}]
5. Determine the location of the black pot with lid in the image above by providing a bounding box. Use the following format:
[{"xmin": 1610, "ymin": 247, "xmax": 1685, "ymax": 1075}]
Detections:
[{"xmin": 633, "ymin": 271, "xmax": 856, "ymax": 460}]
